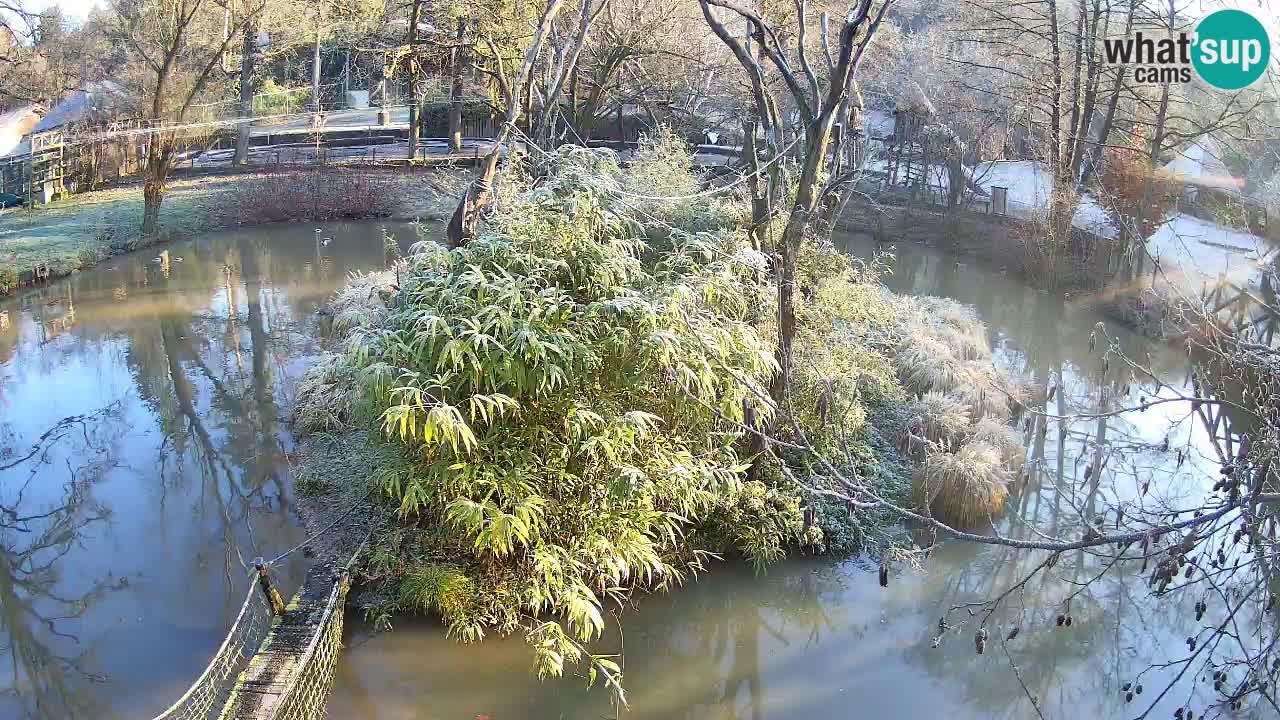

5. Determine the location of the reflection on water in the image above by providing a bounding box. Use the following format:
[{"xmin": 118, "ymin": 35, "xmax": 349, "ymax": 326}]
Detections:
[
  {"xmin": 0, "ymin": 220, "xmax": 426, "ymax": 719},
  {"xmin": 328, "ymin": 232, "xmax": 1260, "ymax": 720}
]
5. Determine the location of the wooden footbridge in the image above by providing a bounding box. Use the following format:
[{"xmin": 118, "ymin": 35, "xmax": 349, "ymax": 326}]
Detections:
[
  {"xmin": 148, "ymin": 555, "xmax": 356, "ymax": 720},
  {"xmin": 1202, "ymin": 275, "xmax": 1280, "ymax": 346}
]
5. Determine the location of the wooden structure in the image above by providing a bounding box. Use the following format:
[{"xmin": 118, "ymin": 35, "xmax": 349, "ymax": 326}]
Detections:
[
  {"xmin": 990, "ymin": 186, "xmax": 1008, "ymax": 215},
  {"xmin": 0, "ymin": 130, "xmax": 64, "ymax": 205},
  {"xmin": 217, "ymin": 563, "xmax": 350, "ymax": 720},
  {"xmin": 29, "ymin": 130, "xmax": 66, "ymax": 203},
  {"xmin": 882, "ymin": 82, "xmax": 937, "ymax": 197}
]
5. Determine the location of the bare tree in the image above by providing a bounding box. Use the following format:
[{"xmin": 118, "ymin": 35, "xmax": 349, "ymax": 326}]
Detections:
[
  {"xmin": 112, "ymin": 0, "xmax": 260, "ymax": 236},
  {"xmin": 1, "ymin": 3, "xmax": 103, "ymax": 105},
  {"xmin": 232, "ymin": 0, "xmax": 265, "ymax": 165},
  {"xmin": 0, "ymin": 0, "xmax": 39, "ymax": 101},
  {"xmin": 532, "ymin": 0, "xmax": 607, "ymax": 147},
  {"xmin": 445, "ymin": 0, "xmax": 567, "ymax": 246},
  {"xmin": 699, "ymin": 0, "xmax": 889, "ymax": 405},
  {"xmin": 446, "ymin": 16, "xmax": 466, "ymax": 152}
]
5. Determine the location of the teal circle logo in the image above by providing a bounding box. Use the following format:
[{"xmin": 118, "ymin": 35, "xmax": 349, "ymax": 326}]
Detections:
[{"xmin": 1192, "ymin": 9, "xmax": 1270, "ymax": 90}]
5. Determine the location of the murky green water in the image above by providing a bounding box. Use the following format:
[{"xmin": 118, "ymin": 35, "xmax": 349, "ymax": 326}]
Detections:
[
  {"xmin": 1, "ymin": 222, "xmax": 1260, "ymax": 720},
  {"xmin": 326, "ymin": 232, "xmax": 1261, "ymax": 720},
  {"xmin": 0, "ymin": 220, "xmax": 425, "ymax": 719}
]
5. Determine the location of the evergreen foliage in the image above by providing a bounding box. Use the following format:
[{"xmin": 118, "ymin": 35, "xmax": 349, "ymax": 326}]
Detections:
[
  {"xmin": 293, "ymin": 137, "xmax": 1011, "ymax": 699},
  {"xmin": 342, "ymin": 145, "xmax": 812, "ymax": 693}
]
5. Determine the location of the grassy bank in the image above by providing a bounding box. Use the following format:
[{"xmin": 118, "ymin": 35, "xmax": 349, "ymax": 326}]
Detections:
[{"xmin": 0, "ymin": 168, "xmax": 467, "ymax": 297}]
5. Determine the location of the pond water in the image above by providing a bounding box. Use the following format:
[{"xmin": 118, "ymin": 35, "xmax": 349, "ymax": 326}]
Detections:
[
  {"xmin": 326, "ymin": 232, "xmax": 1261, "ymax": 720},
  {"xmin": 0, "ymin": 220, "xmax": 425, "ymax": 719},
  {"xmin": 0, "ymin": 221, "xmax": 1258, "ymax": 720}
]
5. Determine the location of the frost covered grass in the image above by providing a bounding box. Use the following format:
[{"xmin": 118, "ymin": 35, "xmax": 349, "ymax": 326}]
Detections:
[
  {"xmin": 0, "ymin": 176, "xmax": 235, "ymax": 293},
  {"xmin": 914, "ymin": 440, "xmax": 1010, "ymax": 528},
  {"xmin": 0, "ymin": 168, "xmax": 461, "ymax": 298},
  {"xmin": 891, "ymin": 295, "xmax": 1028, "ymax": 528}
]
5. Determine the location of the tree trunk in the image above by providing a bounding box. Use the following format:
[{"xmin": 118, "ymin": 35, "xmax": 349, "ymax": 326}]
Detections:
[
  {"xmin": 447, "ymin": 139, "xmax": 502, "ymax": 242},
  {"xmin": 771, "ymin": 220, "xmax": 799, "ymax": 404},
  {"xmin": 1083, "ymin": 0, "xmax": 1135, "ymax": 185},
  {"xmin": 1065, "ymin": 0, "xmax": 1085, "ymax": 182},
  {"xmin": 141, "ymin": 137, "xmax": 173, "ymax": 238},
  {"xmin": 408, "ymin": 103, "xmax": 419, "ymax": 159},
  {"xmin": 770, "ymin": 117, "xmax": 841, "ymax": 406},
  {"xmin": 567, "ymin": 64, "xmax": 579, "ymax": 135},
  {"xmin": 448, "ymin": 18, "xmax": 466, "ymax": 152},
  {"xmin": 1084, "ymin": 68, "xmax": 1123, "ymax": 185},
  {"xmin": 447, "ymin": 0, "xmax": 567, "ymax": 246},
  {"xmin": 1133, "ymin": 0, "xmax": 1175, "ymax": 281},
  {"xmin": 234, "ymin": 20, "xmax": 256, "ymax": 166},
  {"xmin": 1046, "ymin": 0, "xmax": 1064, "ymax": 173},
  {"xmin": 311, "ymin": 2, "xmax": 323, "ymax": 118},
  {"xmin": 142, "ymin": 181, "xmax": 163, "ymax": 237},
  {"xmin": 743, "ymin": 120, "xmax": 768, "ymax": 254},
  {"xmin": 1069, "ymin": 0, "xmax": 1104, "ymax": 183},
  {"xmin": 534, "ymin": 0, "xmax": 602, "ymax": 148},
  {"xmin": 1134, "ymin": 80, "xmax": 1170, "ymax": 280},
  {"xmin": 407, "ymin": 0, "xmax": 424, "ymax": 160}
]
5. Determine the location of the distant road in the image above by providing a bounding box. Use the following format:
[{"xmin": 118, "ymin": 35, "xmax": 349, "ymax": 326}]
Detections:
[{"xmin": 248, "ymin": 105, "xmax": 413, "ymax": 135}]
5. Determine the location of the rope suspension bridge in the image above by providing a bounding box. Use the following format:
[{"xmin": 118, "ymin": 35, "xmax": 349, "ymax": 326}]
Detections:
[{"xmin": 149, "ymin": 537, "xmax": 365, "ymax": 720}]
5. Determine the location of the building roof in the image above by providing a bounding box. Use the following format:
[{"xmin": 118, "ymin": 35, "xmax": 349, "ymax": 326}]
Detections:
[
  {"xmin": 32, "ymin": 81, "xmax": 126, "ymax": 133},
  {"xmin": 0, "ymin": 104, "xmax": 43, "ymax": 159},
  {"xmin": 896, "ymin": 81, "xmax": 936, "ymax": 116},
  {"xmin": 1159, "ymin": 138, "xmax": 1240, "ymax": 191},
  {"xmin": 1144, "ymin": 212, "xmax": 1266, "ymax": 291}
]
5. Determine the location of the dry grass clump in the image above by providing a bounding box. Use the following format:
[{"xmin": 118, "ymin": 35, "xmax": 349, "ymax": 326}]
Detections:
[
  {"xmin": 891, "ymin": 295, "xmax": 1029, "ymax": 528},
  {"xmin": 916, "ymin": 296, "xmax": 980, "ymax": 328},
  {"xmin": 900, "ymin": 297, "xmax": 991, "ymax": 360},
  {"xmin": 932, "ymin": 322, "xmax": 992, "ymax": 362},
  {"xmin": 893, "ymin": 296, "xmax": 1023, "ymax": 421},
  {"xmin": 896, "ymin": 390, "xmax": 971, "ymax": 463},
  {"xmin": 950, "ymin": 361, "xmax": 1014, "ymax": 422},
  {"xmin": 915, "ymin": 441, "xmax": 1010, "ymax": 527},
  {"xmin": 293, "ymin": 354, "xmax": 361, "ymax": 432},
  {"xmin": 330, "ymin": 270, "xmax": 396, "ymax": 337},
  {"xmin": 912, "ymin": 391, "xmax": 971, "ymax": 447},
  {"xmin": 895, "ymin": 332, "xmax": 966, "ymax": 396},
  {"xmin": 968, "ymin": 417, "xmax": 1026, "ymax": 468}
]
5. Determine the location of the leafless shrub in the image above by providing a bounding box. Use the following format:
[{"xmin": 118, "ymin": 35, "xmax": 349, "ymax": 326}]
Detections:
[{"xmin": 231, "ymin": 168, "xmax": 399, "ymax": 225}]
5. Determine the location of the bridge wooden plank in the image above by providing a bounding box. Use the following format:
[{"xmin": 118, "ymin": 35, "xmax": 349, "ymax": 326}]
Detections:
[{"xmin": 218, "ymin": 563, "xmax": 343, "ymax": 720}]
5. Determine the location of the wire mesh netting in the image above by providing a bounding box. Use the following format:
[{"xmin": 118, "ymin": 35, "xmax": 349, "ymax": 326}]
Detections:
[
  {"xmin": 150, "ymin": 580, "xmax": 272, "ymax": 720},
  {"xmin": 268, "ymin": 573, "xmax": 351, "ymax": 720}
]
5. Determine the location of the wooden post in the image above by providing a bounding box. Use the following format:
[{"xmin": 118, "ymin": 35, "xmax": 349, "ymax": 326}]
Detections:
[{"xmin": 254, "ymin": 558, "xmax": 286, "ymax": 616}]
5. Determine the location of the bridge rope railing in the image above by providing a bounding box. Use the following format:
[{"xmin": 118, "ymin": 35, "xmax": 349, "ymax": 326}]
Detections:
[
  {"xmin": 149, "ymin": 579, "xmax": 273, "ymax": 720},
  {"xmin": 268, "ymin": 571, "xmax": 351, "ymax": 720},
  {"xmin": 146, "ymin": 504, "xmax": 368, "ymax": 720}
]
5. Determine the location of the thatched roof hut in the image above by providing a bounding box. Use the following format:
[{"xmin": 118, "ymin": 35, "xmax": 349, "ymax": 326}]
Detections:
[{"xmin": 896, "ymin": 81, "xmax": 936, "ymax": 118}]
